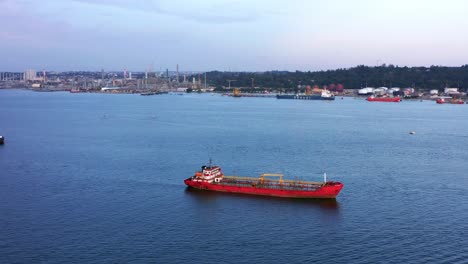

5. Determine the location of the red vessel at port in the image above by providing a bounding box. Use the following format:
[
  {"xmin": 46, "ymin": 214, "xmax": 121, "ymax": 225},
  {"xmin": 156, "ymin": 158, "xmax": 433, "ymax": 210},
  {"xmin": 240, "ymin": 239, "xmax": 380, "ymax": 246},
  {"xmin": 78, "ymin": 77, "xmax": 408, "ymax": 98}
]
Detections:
[
  {"xmin": 436, "ymin": 98, "xmax": 464, "ymax": 104},
  {"xmin": 367, "ymin": 96, "xmax": 401, "ymax": 102},
  {"xmin": 184, "ymin": 164, "xmax": 343, "ymax": 199}
]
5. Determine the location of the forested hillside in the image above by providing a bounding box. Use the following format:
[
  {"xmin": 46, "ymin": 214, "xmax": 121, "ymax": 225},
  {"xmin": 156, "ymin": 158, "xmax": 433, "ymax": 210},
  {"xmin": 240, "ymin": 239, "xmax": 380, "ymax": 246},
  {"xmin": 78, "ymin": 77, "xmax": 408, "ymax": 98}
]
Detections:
[{"xmin": 199, "ymin": 65, "xmax": 468, "ymax": 91}]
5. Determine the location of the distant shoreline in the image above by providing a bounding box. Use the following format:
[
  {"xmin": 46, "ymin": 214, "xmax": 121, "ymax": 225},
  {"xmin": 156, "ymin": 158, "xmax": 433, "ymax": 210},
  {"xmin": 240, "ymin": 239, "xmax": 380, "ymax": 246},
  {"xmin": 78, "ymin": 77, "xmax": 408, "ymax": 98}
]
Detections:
[{"xmin": 2, "ymin": 87, "xmax": 466, "ymax": 102}]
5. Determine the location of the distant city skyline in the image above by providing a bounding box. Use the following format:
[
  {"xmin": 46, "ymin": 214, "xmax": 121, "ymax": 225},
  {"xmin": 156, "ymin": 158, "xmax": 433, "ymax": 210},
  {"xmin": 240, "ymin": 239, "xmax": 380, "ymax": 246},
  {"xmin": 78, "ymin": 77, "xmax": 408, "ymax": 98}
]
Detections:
[{"xmin": 1, "ymin": 0, "xmax": 468, "ymax": 72}]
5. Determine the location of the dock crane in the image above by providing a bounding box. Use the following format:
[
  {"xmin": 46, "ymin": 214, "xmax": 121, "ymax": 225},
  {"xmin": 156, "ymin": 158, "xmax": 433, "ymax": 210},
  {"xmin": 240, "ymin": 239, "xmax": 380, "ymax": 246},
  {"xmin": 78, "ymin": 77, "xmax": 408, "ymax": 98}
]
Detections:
[{"xmin": 227, "ymin": 80, "xmax": 236, "ymax": 90}]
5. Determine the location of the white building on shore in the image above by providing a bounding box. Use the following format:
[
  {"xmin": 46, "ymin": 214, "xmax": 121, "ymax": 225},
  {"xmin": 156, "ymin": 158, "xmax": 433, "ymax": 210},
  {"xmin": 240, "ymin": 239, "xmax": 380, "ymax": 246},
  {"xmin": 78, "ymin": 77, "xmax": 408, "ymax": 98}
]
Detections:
[{"xmin": 24, "ymin": 69, "xmax": 37, "ymax": 81}]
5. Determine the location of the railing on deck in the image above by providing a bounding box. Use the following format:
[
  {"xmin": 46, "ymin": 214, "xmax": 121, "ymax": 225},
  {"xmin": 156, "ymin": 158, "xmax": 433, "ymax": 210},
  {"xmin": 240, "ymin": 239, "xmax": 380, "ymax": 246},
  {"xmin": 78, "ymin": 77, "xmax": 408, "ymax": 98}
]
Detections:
[{"xmin": 219, "ymin": 176, "xmax": 324, "ymax": 191}]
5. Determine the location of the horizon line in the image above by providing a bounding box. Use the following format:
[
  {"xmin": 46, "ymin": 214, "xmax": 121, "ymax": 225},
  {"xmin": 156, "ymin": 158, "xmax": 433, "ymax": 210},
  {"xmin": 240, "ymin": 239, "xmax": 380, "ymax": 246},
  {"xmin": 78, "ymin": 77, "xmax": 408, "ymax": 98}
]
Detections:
[{"xmin": 1, "ymin": 64, "xmax": 468, "ymax": 73}]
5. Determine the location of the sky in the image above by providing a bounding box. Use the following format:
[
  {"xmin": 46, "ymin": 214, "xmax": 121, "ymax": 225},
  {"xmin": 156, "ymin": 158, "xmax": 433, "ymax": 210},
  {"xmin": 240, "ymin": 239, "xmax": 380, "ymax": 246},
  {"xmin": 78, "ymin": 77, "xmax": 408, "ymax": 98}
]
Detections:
[{"xmin": 1, "ymin": 0, "xmax": 468, "ymax": 72}]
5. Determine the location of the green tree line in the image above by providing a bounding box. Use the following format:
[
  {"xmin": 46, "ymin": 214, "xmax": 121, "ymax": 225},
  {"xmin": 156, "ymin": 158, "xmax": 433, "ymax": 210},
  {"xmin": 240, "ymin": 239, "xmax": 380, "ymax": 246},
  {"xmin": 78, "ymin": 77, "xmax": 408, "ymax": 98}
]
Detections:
[{"xmin": 196, "ymin": 65, "xmax": 468, "ymax": 92}]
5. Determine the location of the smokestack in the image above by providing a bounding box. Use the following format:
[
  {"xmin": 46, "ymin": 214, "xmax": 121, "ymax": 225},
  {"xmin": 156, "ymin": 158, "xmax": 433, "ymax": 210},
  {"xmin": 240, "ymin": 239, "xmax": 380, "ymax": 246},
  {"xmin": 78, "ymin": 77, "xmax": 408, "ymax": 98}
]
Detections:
[{"xmin": 176, "ymin": 64, "xmax": 179, "ymax": 83}]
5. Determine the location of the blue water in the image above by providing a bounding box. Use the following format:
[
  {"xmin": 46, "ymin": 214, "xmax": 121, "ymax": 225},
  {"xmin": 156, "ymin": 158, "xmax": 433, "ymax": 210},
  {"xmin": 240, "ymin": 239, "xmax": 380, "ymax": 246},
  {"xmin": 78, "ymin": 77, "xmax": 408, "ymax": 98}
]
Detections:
[{"xmin": 1, "ymin": 89, "xmax": 467, "ymax": 263}]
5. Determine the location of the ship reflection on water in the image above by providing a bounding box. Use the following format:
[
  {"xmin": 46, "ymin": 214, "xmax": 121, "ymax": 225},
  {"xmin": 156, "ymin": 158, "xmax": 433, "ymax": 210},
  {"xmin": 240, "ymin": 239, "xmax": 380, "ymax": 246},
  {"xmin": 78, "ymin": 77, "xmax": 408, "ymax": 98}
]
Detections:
[{"xmin": 184, "ymin": 187, "xmax": 340, "ymax": 211}]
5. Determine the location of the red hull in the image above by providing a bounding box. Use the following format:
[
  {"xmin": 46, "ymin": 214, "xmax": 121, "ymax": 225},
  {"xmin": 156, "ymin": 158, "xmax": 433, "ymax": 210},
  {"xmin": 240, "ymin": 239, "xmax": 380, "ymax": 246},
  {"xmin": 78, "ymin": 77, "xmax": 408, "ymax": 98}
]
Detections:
[
  {"xmin": 367, "ymin": 97, "xmax": 401, "ymax": 102},
  {"xmin": 184, "ymin": 178, "xmax": 343, "ymax": 199}
]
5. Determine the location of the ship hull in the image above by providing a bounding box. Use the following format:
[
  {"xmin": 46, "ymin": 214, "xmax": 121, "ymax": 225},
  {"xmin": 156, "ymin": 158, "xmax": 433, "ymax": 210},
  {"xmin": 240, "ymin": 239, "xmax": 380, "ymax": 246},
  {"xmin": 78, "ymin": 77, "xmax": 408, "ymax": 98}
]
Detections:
[
  {"xmin": 184, "ymin": 178, "xmax": 343, "ymax": 199},
  {"xmin": 276, "ymin": 95, "xmax": 335, "ymax": 100}
]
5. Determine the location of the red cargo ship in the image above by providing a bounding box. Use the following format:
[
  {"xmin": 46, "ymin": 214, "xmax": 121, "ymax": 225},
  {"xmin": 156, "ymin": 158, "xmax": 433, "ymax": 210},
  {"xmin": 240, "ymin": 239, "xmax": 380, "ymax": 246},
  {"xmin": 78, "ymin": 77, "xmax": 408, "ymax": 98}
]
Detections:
[
  {"xmin": 367, "ymin": 96, "xmax": 401, "ymax": 102},
  {"xmin": 184, "ymin": 163, "xmax": 343, "ymax": 199}
]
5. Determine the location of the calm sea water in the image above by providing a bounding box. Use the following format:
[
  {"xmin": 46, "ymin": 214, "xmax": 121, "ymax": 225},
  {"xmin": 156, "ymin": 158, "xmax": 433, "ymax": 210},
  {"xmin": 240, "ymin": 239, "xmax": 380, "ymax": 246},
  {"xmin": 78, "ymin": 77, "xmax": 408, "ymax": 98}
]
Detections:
[{"xmin": 1, "ymin": 89, "xmax": 467, "ymax": 263}]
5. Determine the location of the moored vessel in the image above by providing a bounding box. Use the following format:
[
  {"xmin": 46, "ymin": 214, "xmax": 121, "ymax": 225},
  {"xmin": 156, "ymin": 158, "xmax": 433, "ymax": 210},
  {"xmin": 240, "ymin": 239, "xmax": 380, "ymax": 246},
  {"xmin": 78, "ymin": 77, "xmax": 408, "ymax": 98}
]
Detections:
[
  {"xmin": 184, "ymin": 163, "xmax": 343, "ymax": 199},
  {"xmin": 367, "ymin": 96, "xmax": 401, "ymax": 102},
  {"xmin": 140, "ymin": 91, "xmax": 169, "ymax": 96},
  {"xmin": 277, "ymin": 89, "xmax": 335, "ymax": 101},
  {"xmin": 436, "ymin": 98, "xmax": 464, "ymax": 104}
]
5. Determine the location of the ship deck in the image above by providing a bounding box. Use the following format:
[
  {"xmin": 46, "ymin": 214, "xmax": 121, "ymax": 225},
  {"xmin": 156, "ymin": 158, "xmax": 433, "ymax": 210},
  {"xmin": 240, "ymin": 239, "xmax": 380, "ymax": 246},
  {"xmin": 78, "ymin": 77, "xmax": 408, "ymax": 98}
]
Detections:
[{"xmin": 217, "ymin": 176, "xmax": 324, "ymax": 191}]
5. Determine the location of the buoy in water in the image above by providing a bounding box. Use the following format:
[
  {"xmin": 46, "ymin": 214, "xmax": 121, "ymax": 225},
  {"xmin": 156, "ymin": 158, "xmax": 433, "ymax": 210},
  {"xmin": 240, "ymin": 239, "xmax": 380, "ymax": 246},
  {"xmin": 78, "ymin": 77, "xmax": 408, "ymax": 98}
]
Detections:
[{"xmin": 409, "ymin": 131, "xmax": 416, "ymax": 135}]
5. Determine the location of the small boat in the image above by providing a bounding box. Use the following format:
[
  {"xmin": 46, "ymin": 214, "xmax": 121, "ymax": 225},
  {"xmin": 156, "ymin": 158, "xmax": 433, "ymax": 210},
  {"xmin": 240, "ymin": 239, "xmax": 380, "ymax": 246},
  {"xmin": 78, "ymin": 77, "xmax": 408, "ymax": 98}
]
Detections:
[
  {"xmin": 367, "ymin": 96, "xmax": 401, "ymax": 102},
  {"xmin": 184, "ymin": 162, "xmax": 343, "ymax": 199},
  {"xmin": 0, "ymin": 136, "xmax": 4, "ymax": 144}
]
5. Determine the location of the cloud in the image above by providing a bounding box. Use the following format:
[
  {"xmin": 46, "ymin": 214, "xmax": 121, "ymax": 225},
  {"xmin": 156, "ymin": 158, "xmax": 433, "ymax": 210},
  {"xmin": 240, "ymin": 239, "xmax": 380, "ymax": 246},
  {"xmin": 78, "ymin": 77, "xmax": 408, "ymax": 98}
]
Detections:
[
  {"xmin": 70, "ymin": 0, "xmax": 260, "ymax": 24},
  {"xmin": 4, "ymin": 0, "xmax": 467, "ymax": 71},
  {"xmin": 0, "ymin": 1, "xmax": 70, "ymax": 45}
]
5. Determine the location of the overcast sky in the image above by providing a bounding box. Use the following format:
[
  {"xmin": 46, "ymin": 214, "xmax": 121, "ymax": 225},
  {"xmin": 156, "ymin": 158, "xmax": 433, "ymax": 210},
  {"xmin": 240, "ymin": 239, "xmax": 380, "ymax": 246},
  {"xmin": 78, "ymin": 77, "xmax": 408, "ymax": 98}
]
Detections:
[{"xmin": 1, "ymin": 0, "xmax": 468, "ymax": 72}]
